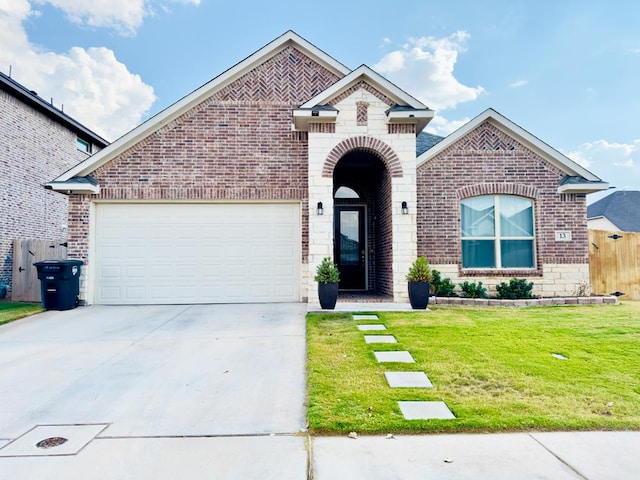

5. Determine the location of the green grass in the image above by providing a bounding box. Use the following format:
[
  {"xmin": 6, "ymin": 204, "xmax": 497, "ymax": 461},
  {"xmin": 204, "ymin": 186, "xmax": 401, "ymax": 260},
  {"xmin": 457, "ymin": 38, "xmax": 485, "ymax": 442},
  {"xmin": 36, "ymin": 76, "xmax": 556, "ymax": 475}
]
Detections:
[
  {"xmin": 0, "ymin": 301, "xmax": 43, "ymax": 326},
  {"xmin": 307, "ymin": 302, "xmax": 640, "ymax": 434}
]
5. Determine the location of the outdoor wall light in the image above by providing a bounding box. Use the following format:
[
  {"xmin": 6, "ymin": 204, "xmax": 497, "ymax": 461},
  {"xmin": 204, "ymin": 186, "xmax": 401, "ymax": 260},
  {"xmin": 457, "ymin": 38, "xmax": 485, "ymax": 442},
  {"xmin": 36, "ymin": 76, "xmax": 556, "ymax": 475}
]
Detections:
[
  {"xmin": 401, "ymin": 201, "xmax": 409, "ymax": 215},
  {"xmin": 317, "ymin": 201, "xmax": 324, "ymax": 215}
]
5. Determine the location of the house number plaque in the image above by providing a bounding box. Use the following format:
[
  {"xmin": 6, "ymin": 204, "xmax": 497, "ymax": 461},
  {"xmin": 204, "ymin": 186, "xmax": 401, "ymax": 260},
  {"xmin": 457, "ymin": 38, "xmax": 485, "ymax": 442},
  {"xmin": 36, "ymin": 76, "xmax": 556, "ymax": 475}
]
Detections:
[{"xmin": 555, "ymin": 231, "xmax": 572, "ymax": 241}]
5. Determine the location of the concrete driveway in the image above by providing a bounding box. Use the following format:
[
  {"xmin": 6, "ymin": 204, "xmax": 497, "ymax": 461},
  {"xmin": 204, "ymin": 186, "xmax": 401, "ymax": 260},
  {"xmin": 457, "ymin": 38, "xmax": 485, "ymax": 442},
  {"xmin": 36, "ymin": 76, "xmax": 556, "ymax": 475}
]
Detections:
[{"xmin": 0, "ymin": 304, "xmax": 308, "ymax": 478}]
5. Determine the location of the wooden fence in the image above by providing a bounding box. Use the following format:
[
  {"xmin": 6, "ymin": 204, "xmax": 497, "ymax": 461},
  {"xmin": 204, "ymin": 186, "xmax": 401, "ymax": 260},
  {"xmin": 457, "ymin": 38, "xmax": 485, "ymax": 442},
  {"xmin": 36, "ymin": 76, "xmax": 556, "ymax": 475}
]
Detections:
[
  {"xmin": 589, "ymin": 229, "xmax": 640, "ymax": 300},
  {"xmin": 11, "ymin": 239, "xmax": 68, "ymax": 302}
]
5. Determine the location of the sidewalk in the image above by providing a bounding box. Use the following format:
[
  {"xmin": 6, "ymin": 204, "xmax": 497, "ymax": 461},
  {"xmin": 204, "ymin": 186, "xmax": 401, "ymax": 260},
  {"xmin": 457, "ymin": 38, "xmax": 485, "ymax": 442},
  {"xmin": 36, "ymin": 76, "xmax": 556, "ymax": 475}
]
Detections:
[{"xmin": 312, "ymin": 431, "xmax": 640, "ymax": 479}]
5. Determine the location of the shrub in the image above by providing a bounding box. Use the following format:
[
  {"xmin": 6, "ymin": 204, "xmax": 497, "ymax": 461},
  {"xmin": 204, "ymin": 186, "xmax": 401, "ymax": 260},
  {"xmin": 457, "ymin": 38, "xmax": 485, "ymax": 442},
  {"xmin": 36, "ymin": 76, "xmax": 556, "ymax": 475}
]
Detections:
[
  {"xmin": 459, "ymin": 281, "xmax": 488, "ymax": 298},
  {"xmin": 406, "ymin": 257, "xmax": 433, "ymax": 283},
  {"xmin": 496, "ymin": 278, "xmax": 535, "ymax": 299},
  {"xmin": 314, "ymin": 257, "xmax": 340, "ymax": 284},
  {"xmin": 431, "ymin": 270, "xmax": 457, "ymax": 296}
]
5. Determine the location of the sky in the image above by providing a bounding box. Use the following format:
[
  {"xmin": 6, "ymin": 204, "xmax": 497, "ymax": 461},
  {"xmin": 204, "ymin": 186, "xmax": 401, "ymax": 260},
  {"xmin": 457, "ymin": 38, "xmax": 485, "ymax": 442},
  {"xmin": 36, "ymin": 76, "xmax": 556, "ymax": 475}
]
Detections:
[{"xmin": 1, "ymin": 0, "xmax": 639, "ymax": 202}]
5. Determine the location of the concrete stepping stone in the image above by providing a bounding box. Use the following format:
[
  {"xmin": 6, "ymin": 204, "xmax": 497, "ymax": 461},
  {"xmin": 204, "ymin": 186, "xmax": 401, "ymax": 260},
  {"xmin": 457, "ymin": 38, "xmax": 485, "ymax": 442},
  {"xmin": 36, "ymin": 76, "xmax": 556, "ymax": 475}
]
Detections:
[
  {"xmin": 385, "ymin": 371, "xmax": 433, "ymax": 388},
  {"xmin": 357, "ymin": 324, "xmax": 386, "ymax": 331},
  {"xmin": 398, "ymin": 401, "xmax": 456, "ymax": 420},
  {"xmin": 353, "ymin": 314, "xmax": 379, "ymax": 320},
  {"xmin": 374, "ymin": 351, "xmax": 415, "ymax": 363},
  {"xmin": 364, "ymin": 335, "xmax": 397, "ymax": 344}
]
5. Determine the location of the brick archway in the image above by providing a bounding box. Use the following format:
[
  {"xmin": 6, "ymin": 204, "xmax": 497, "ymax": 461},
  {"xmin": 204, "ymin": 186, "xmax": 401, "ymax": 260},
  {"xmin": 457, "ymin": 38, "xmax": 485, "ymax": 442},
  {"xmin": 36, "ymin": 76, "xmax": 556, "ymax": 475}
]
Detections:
[
  {"xmin": 456, "ymin": 183, "xmax": 539, "ymax": 200},
  {"xmin": 322, "ymin": 136, "xmax": 403, "ymax": 178}
]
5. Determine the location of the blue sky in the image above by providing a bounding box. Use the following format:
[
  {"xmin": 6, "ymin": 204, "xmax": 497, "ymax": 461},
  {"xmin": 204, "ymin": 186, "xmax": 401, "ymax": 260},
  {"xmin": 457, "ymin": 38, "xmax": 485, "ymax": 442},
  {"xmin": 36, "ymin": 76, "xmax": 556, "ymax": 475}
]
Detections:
[{"xmin": 1, "ymin": 0, "xmax": 639, "ymax": 201}]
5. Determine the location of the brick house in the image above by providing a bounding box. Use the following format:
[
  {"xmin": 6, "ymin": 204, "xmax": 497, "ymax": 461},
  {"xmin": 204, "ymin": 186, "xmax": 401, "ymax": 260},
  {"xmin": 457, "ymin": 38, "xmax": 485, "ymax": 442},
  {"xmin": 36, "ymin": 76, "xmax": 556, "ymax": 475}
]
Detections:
[
  {"xmin": 47, "ymin": 31, "xmax": 607, "ymax": 305},
  {"xmin": 0, "ymin": 71, "xmax": 108, "ymax": 295}
]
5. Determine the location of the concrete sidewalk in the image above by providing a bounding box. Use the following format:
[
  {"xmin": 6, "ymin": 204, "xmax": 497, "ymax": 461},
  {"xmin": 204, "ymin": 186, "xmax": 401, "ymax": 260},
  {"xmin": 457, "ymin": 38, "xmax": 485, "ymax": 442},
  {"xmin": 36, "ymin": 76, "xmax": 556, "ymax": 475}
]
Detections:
[{"xmin": 312, "ymin": 431, "xmax": 640, "ymax": 479}]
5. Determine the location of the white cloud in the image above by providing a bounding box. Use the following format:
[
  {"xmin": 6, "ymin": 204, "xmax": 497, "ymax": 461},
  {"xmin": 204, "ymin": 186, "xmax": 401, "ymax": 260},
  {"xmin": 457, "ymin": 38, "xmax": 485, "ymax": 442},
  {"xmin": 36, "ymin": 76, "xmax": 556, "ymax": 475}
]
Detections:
[
  {"xmin": 566, "ymin": 139, "xmax": 640, "ymax": 192},
  {"xmin": 32, "ymin": 0, "xmax": 200, "ymax": 35},
  {"xmin": 374, "ymin": 31, "xmax": 484, "ymax": 111},
  {"xmin": 425, "ymin": 115, "xmax": 471, "ymax": 137},
  {"xmin": 0, "ymin": 0, "xmax": 198, "ymax": 140},
  {"xmin": 509, "ymin": 79, "xmax": 527, "ymax": 88}
]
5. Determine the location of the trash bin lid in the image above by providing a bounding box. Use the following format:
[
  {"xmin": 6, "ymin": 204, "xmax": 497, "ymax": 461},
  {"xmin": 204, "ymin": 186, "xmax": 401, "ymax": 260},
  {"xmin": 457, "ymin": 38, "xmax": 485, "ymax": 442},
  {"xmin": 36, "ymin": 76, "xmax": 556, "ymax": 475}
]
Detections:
[{"xmin": 34, "ymin": 259, "xmax": 84, "ymax": 266}]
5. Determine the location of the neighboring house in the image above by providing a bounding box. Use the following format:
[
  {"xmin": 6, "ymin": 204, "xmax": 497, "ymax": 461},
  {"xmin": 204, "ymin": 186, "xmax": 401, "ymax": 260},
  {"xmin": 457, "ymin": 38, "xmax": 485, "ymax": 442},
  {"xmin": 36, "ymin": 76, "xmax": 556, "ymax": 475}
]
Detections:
[
  {"xmin": 0, "ymin": 71, "xmax": 108, "ymax": 295},
  {"xmin": 47, "ymin": 31, "xmax": 607, "ymax": 306},
  {"xmin": 587, "ymin": 191, "xmax": 640, "ymax": 232}
]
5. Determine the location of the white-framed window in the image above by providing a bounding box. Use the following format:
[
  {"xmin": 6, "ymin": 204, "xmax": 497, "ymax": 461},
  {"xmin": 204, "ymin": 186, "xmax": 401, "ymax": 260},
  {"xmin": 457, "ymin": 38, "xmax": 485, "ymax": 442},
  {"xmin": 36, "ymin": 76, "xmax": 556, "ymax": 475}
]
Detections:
[
  {"xmin": 461, "ymin": 195, "xmax": 535, "ymax": 269},
  {"xmin": 76, "ymin": 137, "xmax": 91, "ymax": 153}
]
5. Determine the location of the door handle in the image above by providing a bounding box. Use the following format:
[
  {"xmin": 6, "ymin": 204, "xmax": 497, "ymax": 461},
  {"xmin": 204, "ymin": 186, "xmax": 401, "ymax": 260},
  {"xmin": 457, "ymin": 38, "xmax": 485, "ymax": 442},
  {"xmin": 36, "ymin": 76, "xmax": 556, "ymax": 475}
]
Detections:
[{"xmin": 19, "ymin": 267, "xmax": 25, "ymax": 272}]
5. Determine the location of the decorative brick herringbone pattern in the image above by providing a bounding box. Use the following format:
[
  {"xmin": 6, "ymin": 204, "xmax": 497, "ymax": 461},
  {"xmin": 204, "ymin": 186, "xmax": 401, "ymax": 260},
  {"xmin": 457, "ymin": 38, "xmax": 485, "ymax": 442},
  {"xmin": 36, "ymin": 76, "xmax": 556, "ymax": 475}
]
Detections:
[
  {"xmin": 356, "ymin": 101, "xmax": 368, "ymax": 126},
  {"xmin": 455, "ymin": 122, "xmax": 519, "ymax": 151},
  {"xmin": 323, "ymin": 136, "xmax": 403, "ymax": 178},
  {"xmin": 330, "ymin": 81, "xmax": 395, "ymax": 107},
  {"xmin": 215, "ymin": 46, "xmax": 340, "ymax": 104}
]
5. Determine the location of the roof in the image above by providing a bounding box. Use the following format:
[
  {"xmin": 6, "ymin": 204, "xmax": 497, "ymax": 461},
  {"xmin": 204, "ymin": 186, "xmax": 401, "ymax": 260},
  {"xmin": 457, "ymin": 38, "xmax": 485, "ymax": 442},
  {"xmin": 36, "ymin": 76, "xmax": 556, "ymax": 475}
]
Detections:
[
  {"xmin": 417, "ymin": 108, "xmax": 608, "ymax": 194},
  {"xmin": 587, "ymin": 191, "xmax": 640, "ymax": 232},
  {"xmin": 295, "ymin": 65, "xmax": 434, "ymax": 132},
  {"xmin": 0, "ymin": 71, "xmax": 109, "ymax": 148},
  {"xmin": 417, "ymin": 132, "xmax": 445, "ymax": 156}
]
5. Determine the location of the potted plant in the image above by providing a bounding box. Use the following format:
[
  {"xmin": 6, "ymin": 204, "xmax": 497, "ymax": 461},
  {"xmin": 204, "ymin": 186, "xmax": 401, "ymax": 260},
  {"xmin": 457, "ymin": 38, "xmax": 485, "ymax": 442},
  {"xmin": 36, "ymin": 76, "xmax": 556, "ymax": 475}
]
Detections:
[
  {"xmin": 406, "ymin": 257, "xmax": 433, "ymax": 309},
  {"xmin": 314, "ymin": 257, "xmax": 340, "ymax": 309}
]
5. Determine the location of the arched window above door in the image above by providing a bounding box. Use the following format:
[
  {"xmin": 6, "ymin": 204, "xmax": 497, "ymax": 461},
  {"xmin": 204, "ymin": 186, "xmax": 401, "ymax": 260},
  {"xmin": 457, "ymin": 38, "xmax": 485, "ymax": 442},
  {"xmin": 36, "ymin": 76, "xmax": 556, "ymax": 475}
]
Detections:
[{"xmin": 334, "ymin": 186, "xmax": 361, "ymax": 199}]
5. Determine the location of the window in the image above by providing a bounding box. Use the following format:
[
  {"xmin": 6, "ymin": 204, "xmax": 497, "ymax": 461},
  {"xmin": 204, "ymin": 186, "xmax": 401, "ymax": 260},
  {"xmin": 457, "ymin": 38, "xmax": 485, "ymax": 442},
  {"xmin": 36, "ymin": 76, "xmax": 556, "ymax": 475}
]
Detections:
[
  {"xmin": 461, "ymin": 195, "xmax": 535, "ymax": 268},
  {"xmin": 334, "ymin": 186, "xmax": 360, "ymax": 199},
  {"xmin": 76, "ymin": 137, "xmax": 91, "ymax": 153}
]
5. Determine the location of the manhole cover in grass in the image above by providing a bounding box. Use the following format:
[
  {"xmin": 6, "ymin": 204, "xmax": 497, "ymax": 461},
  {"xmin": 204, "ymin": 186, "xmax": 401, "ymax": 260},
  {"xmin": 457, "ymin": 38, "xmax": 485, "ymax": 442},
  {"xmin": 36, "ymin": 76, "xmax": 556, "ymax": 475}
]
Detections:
[{"xmin": 36, "ymin": 437, "xmax": 68, "ymax": 449}]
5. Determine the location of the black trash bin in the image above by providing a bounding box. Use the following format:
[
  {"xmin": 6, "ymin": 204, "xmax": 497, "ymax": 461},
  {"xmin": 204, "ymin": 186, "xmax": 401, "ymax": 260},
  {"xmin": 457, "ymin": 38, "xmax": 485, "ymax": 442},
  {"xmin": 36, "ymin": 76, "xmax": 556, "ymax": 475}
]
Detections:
[{"xmin": 34, "ymin": 260, "xmax": 83, "ymax": 310}]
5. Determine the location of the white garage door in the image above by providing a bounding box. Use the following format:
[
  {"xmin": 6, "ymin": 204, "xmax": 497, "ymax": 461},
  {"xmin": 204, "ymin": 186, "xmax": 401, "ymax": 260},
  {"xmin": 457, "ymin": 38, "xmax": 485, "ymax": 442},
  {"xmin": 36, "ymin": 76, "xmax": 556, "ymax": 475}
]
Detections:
[{"xmin": 94, "ymin": 203, "xmax": 300, "ymax": 305}]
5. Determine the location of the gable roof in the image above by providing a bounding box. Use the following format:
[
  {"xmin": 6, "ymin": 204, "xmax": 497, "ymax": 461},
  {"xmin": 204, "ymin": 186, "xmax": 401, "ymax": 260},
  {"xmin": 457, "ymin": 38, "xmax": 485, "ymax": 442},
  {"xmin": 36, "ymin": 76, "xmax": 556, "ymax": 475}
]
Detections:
[
  {"xmin": 417, "ymin": 108, "xmax": 608, "ymax": 194},
  {"xmin": 47, "ymin": 30, "xmax": 351, "ymax": 190},
  {"xmin": 1, "ymin": 71, "xmax": 108, "ymax": 148},
  {"xmin": 293, "ymin": 65, "xmax": 434, "ymax": 132},
  {"xmin": 587, "ymin": 191, "xmax": 640, "ymax": 232}
]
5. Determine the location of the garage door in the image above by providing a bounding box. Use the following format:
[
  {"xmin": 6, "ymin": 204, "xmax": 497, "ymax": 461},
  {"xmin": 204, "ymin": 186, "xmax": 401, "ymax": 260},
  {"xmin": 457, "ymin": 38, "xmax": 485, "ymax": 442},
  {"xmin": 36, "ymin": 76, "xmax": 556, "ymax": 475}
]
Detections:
[{"xmin": 94, "ymin": 203, "xmax": 300, "ymax": 305}]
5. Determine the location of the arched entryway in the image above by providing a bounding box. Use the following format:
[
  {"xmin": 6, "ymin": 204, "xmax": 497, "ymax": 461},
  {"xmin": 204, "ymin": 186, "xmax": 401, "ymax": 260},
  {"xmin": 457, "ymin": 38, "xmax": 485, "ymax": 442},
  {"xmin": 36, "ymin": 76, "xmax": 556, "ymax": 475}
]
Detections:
[{"xmin": 333, "ymin": 149, "xmax": 393, "ymax": 296}]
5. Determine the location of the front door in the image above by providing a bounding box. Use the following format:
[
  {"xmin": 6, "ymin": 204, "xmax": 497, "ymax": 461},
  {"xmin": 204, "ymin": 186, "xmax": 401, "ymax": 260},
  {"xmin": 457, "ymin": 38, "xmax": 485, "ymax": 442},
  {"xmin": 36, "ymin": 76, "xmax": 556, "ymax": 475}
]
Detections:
[{"xmin": 334, "ymin": 206, "xmax": 366, "ymax": 290}]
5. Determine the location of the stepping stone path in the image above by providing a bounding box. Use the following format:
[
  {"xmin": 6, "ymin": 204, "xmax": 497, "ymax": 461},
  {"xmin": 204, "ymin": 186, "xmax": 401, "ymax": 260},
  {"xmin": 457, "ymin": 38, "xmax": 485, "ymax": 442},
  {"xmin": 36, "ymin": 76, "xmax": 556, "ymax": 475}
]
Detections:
[
  {"xmin": 357, "ymin": 324, "xmax": 387, "ymax": 331},
  {"xmin": 385, "ymin": 371, "xmax": 433, "ymax": 388},
  {"xmin": 355, "ymin": 314, "xmax": 455, "ymax": 421},
  {"xmin": 373, "ymin": 351, "xmax": 414, "ymax": 363},
  {"xmin": 363, "ymin": 335, "xmax": 397, "ymax": 344}
]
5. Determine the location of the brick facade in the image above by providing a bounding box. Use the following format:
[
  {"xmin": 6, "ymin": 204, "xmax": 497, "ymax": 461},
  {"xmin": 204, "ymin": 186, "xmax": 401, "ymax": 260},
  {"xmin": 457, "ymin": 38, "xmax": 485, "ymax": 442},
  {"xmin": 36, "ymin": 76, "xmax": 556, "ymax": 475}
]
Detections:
[
  {"xmin": 0, "ymin": 89, "xmax": 98, "ymax": 292},
  {"xmin": 68, "ymin": 46, "xmax": 340, "ymax": 300},
  {"xmin": 417, "ymin": 121, "xmax": 589, "ymax": 296},
  {"xmin": 58, "ymin": 33, "xmax": 599, "ymax": 305}
]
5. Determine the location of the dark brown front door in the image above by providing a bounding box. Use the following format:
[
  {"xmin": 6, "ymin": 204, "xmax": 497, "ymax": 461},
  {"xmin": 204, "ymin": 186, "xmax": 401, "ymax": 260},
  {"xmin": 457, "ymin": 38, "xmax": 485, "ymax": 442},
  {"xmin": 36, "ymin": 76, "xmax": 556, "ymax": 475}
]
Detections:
[{"xmin": 334, "ymin": 206, "xmax": 366, "ymax": 290}]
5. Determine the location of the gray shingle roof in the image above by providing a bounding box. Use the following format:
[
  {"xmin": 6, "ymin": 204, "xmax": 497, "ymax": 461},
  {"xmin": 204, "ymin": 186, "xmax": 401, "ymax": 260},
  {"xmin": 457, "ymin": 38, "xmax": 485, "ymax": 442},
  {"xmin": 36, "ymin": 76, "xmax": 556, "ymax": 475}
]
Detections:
[
  {"xmin": 587, "ymin": 191, "xmax": 640, "ymax": 232},
  {"xmin": 416, "ymin": 131, "xmax": 444, "ymax": 156}
]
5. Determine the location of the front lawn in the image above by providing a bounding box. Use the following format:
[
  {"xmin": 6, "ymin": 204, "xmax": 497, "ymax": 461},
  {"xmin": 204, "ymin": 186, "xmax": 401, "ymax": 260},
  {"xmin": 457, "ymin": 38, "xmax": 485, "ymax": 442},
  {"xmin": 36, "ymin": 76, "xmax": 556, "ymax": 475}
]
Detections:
[
  {"xmin": 0, "ymin": 301, "xmax": 43, "ymax": 326},
  {"xmin": 307, "ymin": 302, "xmax": 640, "ymax": 434}
]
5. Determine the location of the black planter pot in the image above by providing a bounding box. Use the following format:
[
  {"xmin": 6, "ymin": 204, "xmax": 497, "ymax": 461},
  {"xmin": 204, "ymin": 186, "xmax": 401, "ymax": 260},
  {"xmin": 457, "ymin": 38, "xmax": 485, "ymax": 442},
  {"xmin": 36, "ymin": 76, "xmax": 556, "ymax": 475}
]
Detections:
[
  {"xmin": 408, "ymin": 282, "xmax": 430, "ymax": 309},
  {"xmin": 318, "ymin": 282, "xmax": 339, "ymax": 310}
]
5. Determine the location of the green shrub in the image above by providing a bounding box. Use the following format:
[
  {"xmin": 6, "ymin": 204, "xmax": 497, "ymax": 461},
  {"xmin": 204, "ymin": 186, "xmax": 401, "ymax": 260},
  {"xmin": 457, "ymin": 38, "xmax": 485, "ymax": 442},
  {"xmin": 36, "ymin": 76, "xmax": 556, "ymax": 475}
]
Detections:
[
  {"xmin": 496, "ymin": 278, "xmax": 535, "ymax": 299},
  {"xmin": 459, "ymin": 280, "xmax": 488, "ymax": 298},
  {"xmin": 314, "ymin": 257, "xmax": 340, "ymax": 284},
  {"xmin": 406, "ymin": 257, "xmax": 433, "ymax": 283},
  {"xmin": 431, "ymin": 270, "xmax": 457, "ymax": 296}
]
